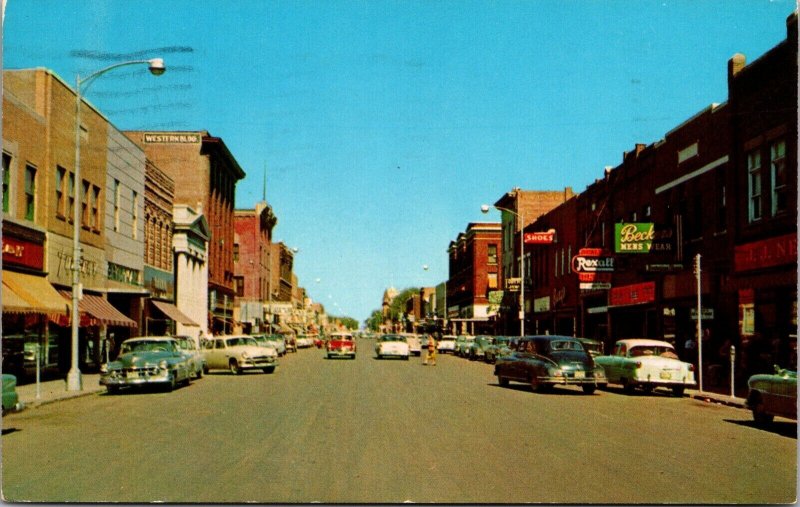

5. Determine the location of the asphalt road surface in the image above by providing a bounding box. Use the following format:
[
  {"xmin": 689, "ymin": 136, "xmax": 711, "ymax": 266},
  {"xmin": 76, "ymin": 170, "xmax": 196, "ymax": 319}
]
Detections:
[{"xmin": 2, "ymin": 344, "xmax": 796, "ymax": 503}]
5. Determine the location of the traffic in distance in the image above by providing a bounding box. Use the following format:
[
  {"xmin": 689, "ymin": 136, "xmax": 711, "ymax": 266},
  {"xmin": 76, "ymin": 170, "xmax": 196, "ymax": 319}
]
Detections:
[{"xmin": 5, "ymin": 331, "xmax": 793, "ymax": 429}]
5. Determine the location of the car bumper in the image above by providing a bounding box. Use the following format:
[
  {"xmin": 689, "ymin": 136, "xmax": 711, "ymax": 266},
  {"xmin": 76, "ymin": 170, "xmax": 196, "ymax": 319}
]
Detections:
[
  {"xmin": 100, "ymin": 374, "xmax": 172, "ymax": 387},
  {"xmin": 539, "ymin": 375, "xmax": 607, "ymax": 386},
  {"xmin": 328, "ymin": 349, "xmax": 355, "ymax": 357},
  {"xmin": 240, "ymin": 358, "xmax": 278, "ymax": 369},
  {"xmin": 379, "ymin": 350, "xmax": 409, "ymax": 357}
]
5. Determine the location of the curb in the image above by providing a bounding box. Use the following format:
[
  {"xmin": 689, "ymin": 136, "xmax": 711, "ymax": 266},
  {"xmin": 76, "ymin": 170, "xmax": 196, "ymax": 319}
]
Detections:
[
  {"xmin": 691, "ymin": 392, "xmax": 747, "ymax": 409},
  {"xmin": 20, "ymin": 389, "xmax": 104, "ymax": 410}
]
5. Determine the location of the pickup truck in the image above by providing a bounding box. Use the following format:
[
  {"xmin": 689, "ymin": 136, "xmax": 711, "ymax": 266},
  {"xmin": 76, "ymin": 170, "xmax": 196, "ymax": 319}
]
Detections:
[{"xmin": 326, "ymin": 332, "xmax": 356, "ymax": 359}]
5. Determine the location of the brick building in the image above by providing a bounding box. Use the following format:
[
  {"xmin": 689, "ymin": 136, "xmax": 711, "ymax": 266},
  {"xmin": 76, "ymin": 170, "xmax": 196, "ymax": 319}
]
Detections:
[
  {"xmin": 124, "ymin": 131, "xmax": 246, "ymax": 334},
  {"xmin": 233, "ymin": 202, "xmax": 277, "ymax": 333},
  {"xmin": 447, "ymin": 222, "xmax": 502, "ymax": 335}
]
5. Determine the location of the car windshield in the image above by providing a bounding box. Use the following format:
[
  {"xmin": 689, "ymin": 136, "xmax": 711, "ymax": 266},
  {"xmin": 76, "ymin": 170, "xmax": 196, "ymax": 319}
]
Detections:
[
  {"xmin": 549, "ymin": 340, "xmax": 583, "ymax": 351},
  {"xmin": 226, "ymin": 337, "xmax": 259, "ymax": 347},
  {"xmin": 175, "ymin": 339, "xmax": 193, "ymax": 350},
  {"xmin": 382, "ymin": 335, "xmax": 405, "ymax": 342},
  {"xmin": 629, "ymin": 345, "xmax": 678, "ymax": 358},
  {"xmin": 122, "ymin": 340, "xmax": 175, "ymax": 354}
]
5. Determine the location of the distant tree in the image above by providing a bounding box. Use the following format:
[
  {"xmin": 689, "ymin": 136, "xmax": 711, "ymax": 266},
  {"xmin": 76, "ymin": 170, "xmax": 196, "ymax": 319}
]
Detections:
[{"xmin": 365, "ymin": 310, "xmax": 383, "ymax": 331}]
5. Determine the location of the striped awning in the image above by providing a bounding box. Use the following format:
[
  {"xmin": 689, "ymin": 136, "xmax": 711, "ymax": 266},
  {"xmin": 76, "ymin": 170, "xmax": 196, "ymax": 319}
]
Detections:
[
  {"xmin": 2, "ymin": 271, "xmax": 70, "ymax": 317},
  {"xmin": 151, "ymin": 300, "xmax": 198, "ymax": 326},
  {"xmin": 58, "ymin": 291, "xmax": 136, "ymax": 328}
]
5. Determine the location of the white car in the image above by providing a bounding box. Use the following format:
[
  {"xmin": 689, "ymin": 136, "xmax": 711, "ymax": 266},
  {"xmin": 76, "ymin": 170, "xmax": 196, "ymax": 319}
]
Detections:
[
  {"xmin": 594, "ymin": 338, "xmax": 696, "ymax": 396},
  {"xmin": 402, "ymin": 333, "xmax": 422, "ymax": 356},
  {"xmin": 202, "ymin": 335, "xmax": 278, "ymax": 374},
  {"xmin": 174, "ymin": 335, "xmax": 207, "ymax": 378},
  {"xmin": 375, "ymin": 334, "xmax": 410, "ymax": 360},
  {"xmin": 295, "ymin": 334, "xmax": 315, "ymax": 348},
  {"xmin": 437, "ymin": 335, "xmax": 457, "ymax": 354}
]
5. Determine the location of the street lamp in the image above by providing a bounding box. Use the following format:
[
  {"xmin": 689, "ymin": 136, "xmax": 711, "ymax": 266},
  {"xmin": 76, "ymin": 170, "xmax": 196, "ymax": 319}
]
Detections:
[
  {"xmin": 67, "ymin": 58, "xmax": 166, "ymax": 392},
  {"xmin": 481, "ymin": 203, "xmax": 526, "ymax": 337}
]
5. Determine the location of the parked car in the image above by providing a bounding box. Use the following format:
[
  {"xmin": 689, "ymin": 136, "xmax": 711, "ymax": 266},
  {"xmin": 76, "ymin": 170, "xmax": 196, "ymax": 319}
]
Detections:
[
  {"xmin": 746, "ymin": 365, "xmax": 797, "ymax": 424},
  {"xmin": 174, "ymin": 335, "xmax": 207, "ymax": 378},
  {"xmin": 577, "ymin": 337, "xmax": 604, "ymax": 357},
  {"xmin": 100, "ymin": 336, "xmax": 193, "ymax": 393},
  {"xmin": 494, "ymin": 335, "xmax": 607, "ymax": 394},
  {"xmin": 326, "ymin": 332, "xmax": 357, "ymax": 359},
  {"xmin": 265, "ymin": 335, "xmax": 288, "ymax": 356},
  {"xmin": 252, "ymin": 334, "xmax": 280, "ymax": 357},
  {"xmin": 202, "ymin": 335, "xmax": 278, "ymax": 374},
  {"xmin": 594, "ymin": 338, "xmax": 695, "ymax": 396},
  {"xmin": 296, "ymin": 334, "xmax": 315, "ymax": 348},
  {"xmin": 454, "ymin": 335, "xmax": 476, "ymax": 357},
  {"xmin": 403, "ymin": 334, "xmax": 422, "ymax": 356},
  {"xmin": 468, "ymin": 335, "xmax": 494, "ymax": 361},
  {"xmin": 282, "ymin": 334, "xmax": 298, "ymax": 353},
  {"xmin": 437, "ymin": 335, "xmax": 457, "ymax": 354},
  {"xmin": 484, "ymin": 336, "xmax": 514, "ymax": 364},
  {"xmin": 375, "ymin": 334, "xmax": 410, "ymax": 360},
  {"xmin": 2, "ymin": 374, "xmax": 23, "ymax": 413}
]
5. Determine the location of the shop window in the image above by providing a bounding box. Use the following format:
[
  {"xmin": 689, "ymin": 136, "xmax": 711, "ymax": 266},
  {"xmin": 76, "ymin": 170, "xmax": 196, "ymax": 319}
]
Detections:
[
  {"xmin": 3, "ymin": 153, "xmax": 11, "ymax": 214},
  {"xmin": 747, "ymin": 149, "xmax": 762, "ymax": 223},
  {"xmin": 24, "ymin": 165, "xmax": 36, "ymax": 221},
  {"xmin": 770, "ymin": 139, "xmax": 787, "ymax": 216}
]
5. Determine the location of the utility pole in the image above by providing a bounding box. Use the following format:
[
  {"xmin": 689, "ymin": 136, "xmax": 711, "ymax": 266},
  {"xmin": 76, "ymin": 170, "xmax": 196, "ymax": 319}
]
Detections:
[{"xmin": 695, "ymin": 253, "xmax": 703, "ymax": 393}]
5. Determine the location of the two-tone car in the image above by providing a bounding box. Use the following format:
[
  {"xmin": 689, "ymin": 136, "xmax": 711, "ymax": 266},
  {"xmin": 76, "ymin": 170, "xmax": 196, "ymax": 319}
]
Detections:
[
  {"xmin": 494, "ymin": 335, "xmax": 606, "ymax": 394},
  {"xmin": 326, "ymin": 332, "xmax": 357, "ymax": 359},
  {"xmin": 437, "ymin": 335, "xmax": 457, "ymax": 354},
  {"xmin": 174, "ymin": 335, "xmax": 207, "ymax": 378},
  {"xmin": 468, "ymin": 335, "xmax": 494, "ymax": 361},
  {"xmin": 594, "ymin": 338, "xmax": 695, "ymax": 396},
  {"xmin": 375, "ymin": 334, "xmax": 410, "ymax": 360},
  {"xmin": 203, "ymin": 335, "xmax": 278, "ymax": 374},
  {"xmin": 746, "ymin": 365, "xmax": 797, "ymax": 425},
  {"xmin": 454, "ymin": 335, "xmax": 475, "ymax": 357},
  {"xmin": 100, "ymin": 336, "xmax": 193, "ymax": 393},
  {"xmin": 484, "ymin": 336, "xmax": 514, "ymax": 364}
]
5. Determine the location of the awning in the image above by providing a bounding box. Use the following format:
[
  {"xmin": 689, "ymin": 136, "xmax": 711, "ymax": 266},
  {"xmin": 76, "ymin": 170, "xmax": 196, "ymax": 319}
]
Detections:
[
  {"xmin": 58, "ymin": 291, "xmax": 136, "ymax": 327},
  {"xmin": 3, "ymin": 271, "xmax": 70, "ymax": 316},
  {"xmin": 151, "ymin": 300, "xmax": 199, "ymax": 326}
]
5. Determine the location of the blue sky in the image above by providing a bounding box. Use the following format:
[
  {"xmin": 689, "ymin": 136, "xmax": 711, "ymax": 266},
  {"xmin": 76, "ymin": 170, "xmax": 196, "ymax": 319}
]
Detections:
[{"xmin": 4, "ymin": 0, "xmax": 795, "ymax": 322}]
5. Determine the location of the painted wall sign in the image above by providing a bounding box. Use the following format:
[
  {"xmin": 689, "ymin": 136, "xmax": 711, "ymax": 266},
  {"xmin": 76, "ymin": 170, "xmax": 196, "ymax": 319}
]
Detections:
[
  {"xmin": 734, "ymin": 233, "xmax": 797, "ymax": 272},
  {"xmin": 143, "ymin": 133, "xmax": 201, "ymax": 144},
  {"xmin": 610, "ymin": 281, "xmax": 656, "ymax": 306},
  {"xmin": 2, "ymin": 235, "xmax": 43, "ymax": 271},
  {"xmin": 615, "ymin": 223, "xmax": 675, "ymax": 253}
]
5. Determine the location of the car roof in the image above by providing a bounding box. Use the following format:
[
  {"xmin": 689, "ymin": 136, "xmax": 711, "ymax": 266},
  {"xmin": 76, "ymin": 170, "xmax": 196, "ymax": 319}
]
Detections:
[
  {"xmin": 615, "ymin": 338, "xmax": 675, "ymax": 347},
  {"xmin": 125, "ymin": 336, "xmax": 176, "ymax": 342}
]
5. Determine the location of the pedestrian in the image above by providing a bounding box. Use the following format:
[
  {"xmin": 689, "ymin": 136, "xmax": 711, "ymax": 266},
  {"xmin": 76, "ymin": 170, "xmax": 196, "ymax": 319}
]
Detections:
[{"xmin": 424, "ymin": 333, "xmax": 437, "ymax": 366}]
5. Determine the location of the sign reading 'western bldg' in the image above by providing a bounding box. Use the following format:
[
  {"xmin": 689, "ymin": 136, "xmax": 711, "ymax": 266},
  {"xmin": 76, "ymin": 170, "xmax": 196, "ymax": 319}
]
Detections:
[{"xmin": 143, "ymin": 133, "xmax": 201, "ymax": 144}]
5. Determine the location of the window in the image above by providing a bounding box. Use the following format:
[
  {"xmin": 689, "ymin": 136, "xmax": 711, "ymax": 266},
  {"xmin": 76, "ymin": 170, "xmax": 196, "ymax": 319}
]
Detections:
[
  {"xmin": 131, "ymin": 191, "xmax": 138, "ymax": 239},
  {"xmin": 716, "ymin": 168, "xmax": 727, "ymax": 233},
  {"xmin": 771, "ymin": 139, "xmax": 787, "ymax": 216},
  {"xmin": 487, "ymin": 272, "xmax": 498, "ymax": 290},
  {"xmin": 233, "ymin": 243, "xmax": 240, "ymax": 262},
  {"xmin": 55, "ymin": 166, "xmax": 66, "ymax": 218},
  {"xmin": 92, "ymin": 185, "xmax": 101, "ymax": 231},
  {"xmin": 644, "ymin": 205, "xmax": 651, "ymax": 218},
  {"xmin": 747, "ymin": 149, "xmax": 762, "ymax": 222},
  {"xmin": 488, "ymin": 244, "xmax": 497, "ymax": 265},
  {"xmin": 235, "ymin": 276, "xmax": 245, "ymax": 297},
  {"xmin": 2, "ymin": 153, "xmax": 11, "ymax": 214},
  {"xmin": 113, "ymin": 180, "xmax": 120, "ymax": 232},
  {"xmin": 68, "ymin": 172, "xmax": 75, "ymax": 221},
  {"xmin": 81, "ymin": 180, "xmax": 90, "ymax": 227},
  {"xmin": 24, "ymin": 165, "xmax": 36, "ymax": 221}
]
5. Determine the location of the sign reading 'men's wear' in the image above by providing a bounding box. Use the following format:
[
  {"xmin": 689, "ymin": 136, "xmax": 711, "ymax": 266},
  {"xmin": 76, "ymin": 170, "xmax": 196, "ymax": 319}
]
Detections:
[{"xmin": 615, "ymin": 223, "xmax": 655, "ymax": 253}]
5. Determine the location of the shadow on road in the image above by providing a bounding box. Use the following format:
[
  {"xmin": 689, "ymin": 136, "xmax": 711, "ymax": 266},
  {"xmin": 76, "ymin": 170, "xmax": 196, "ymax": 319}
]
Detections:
[
  {"xmin": 489, "ymin": 383, "xmax": 600, "ymax": 396},
  {"xmin": 2, "ymin": 428, "xmax": 20, "ymax": 436},
  {"xmin": 724, "ymin": 418, "xmax": 797, "ymax": 439}
]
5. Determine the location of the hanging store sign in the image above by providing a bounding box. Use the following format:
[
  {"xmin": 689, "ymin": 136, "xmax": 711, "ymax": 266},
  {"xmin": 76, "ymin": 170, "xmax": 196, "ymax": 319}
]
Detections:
[
  {"xmin": 524, "ymin": 229, "xmax": 556, "ymax": 244},
  {"xmin": 615, "ymin": 223, "xmax": 675, "ymax": 253},
  {"xmin": 609, "ymin": 282, "xmax": 656, "ymax": 307},
  {"xmin": 572, "ymin": 248, "xmax": 614, "ymax": 273},
  {"xmin": 505, "ymin": 277, "xmax": 521, "ymax": 293},
  {"xmin": 690, "ymin": 308, "xmax": 715, "ymax": 320}
]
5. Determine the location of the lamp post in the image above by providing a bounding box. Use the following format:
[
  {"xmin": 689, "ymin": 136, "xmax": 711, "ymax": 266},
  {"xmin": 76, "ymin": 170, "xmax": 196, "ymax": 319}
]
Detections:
[
  {"xmin": 481, "ymin": 204, "xmax": 525, "ymax": 337},
  {"xmin": 67, "ymin": 58, "xmax": 166, "ymax": 392}
]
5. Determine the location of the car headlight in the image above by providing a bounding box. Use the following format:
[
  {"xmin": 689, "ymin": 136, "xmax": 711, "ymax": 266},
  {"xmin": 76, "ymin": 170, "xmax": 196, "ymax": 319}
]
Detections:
[
  {"xmin": 159, "ymin": 360, "xmax": 168, "ymax": 369},
  {"xmin": 594, "ymin": 368, "xmax": 605, "ymax": 378},
  {"xmin": 241, "ymin": 351, "xmax": 249, "ymax": 359},
  {"xmin": 100, "ymin": 364, "xmax": 108, "ymax": 373},
  {"xmin": 548, "ymin": 367, "xmax": 564, "ymax": 377}
]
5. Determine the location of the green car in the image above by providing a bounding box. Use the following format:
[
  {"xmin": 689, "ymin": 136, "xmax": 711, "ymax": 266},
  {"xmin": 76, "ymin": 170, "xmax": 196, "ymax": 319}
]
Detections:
[
  {"xmin": 2, "ymin": 374, "xmax": 23, "ymax": 413},
  {"xmin": 746, "ymin": 365, "xmax": 797, "ymax": 424},
  {"xmin": 100, "ymin": 336, "xmax": 193, "ymax": 393}
]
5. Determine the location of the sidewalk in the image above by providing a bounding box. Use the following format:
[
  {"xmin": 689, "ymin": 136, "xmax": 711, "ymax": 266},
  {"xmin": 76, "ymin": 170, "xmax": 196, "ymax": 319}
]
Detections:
[
  {"xmin": 689, "ymin": 388, "xmax": 748, "ymax": 409},
  {"xmin": 14, "ymin": 374, "xmax": 104, "ymax": 409}
]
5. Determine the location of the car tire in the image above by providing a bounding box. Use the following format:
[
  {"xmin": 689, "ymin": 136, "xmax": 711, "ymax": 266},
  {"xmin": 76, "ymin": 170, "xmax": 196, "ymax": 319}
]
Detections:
[
  {"xmin": 229, "ymin": 359, "xmax": 241, "ymax": 375},
  {"xmin": 263, "ymin": 367, "xmax": 276, "ymax": 374},
  {"xmin": 582, "ymin": 385, "xmax": 596, "ymax": 395},
  {"xmin": 530, "ymin": 376, "xmax": 542, "ymax": 393},
  {"xmin": 671, "ymin": 386, "xmax": 685, "ymax": 397},
  {"xmin": 196, "ymin": 367, "xmax": 203, "ymax": 379},
  {"xmin": 752, "ymin": 398, "xmax": 774, "ymax": 425},
  {"xmin": 106, "ymin": 385, "xmax": 119, "ymax": 394},
  {"xmin": 622, "ymin": 378, "xmax": 635, "ymax": 394},
  {"xmin": 498, "ymin": 376, "xmax": 509, "ymax": 387},
  {"xmin": 203, "ymin": 365, "xmax": 209, "ymax": 375},
  {"xmin": 168, "ymin": 373, "xmax": 177, "ymax": 391}
]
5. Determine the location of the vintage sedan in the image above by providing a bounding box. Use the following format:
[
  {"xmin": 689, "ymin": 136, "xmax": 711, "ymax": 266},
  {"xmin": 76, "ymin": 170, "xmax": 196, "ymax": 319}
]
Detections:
[
  {"xmin": 295, "ymin": 334, "xmax": 315, "ymax": 348},
  {"xmin": 375, "ymin": 334, "xmax": 410, "ymax": 360},
  {"xmin": 100, "ymin": 336, "xmax": 193, "ymax": 393},
  {"xmin": 326, "ymin": 332, "xmax": 357, "ymax": 359},
  {"xmin": 746, "ymin": 365, "xmax": 797, "ymax": 424},
  {"xmin": 403, "ymin": 334, "xmax": 422, "ymax": 356},
  {"xmin": 203, "ymin": 335, "xmax": 278, "ymax": 374},
  {"xmin": 2, "ymin": 374, "xmax": 23, "ymax": 413},
  {"xmin": 595, "ymin": 338, "xmax": 695, "ymax": 396},
  {"xmin": 484, "ymin": 336, "xmax": 514, "ymax": 364},
  {"xmin": 468, "ymin": 335, "xmax": 495, "ymax": 361},
  {"xmin": 437, "ymin": 335, "xmax": 457, "ymax": 354},
  {"xmin": 577, "ymin": 337, "xmax": 604, "ymax": 358},
  {"xmin": 494, "ymin": 335, "xmax": 606, "ymax": 394},
  {"xmin": 454, "ymin": 335, "xmax": 476, "ymax": 357},
  {"xmin": 174, "ymin": 335, "xmax": 207, "ymax": 378}
]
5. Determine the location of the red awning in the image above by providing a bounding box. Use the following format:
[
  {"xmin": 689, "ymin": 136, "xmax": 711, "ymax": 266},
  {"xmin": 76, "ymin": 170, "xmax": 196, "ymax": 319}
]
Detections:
[{"xmin": 58, "ymin": 291, "xmax": 136, "ymax": 328}]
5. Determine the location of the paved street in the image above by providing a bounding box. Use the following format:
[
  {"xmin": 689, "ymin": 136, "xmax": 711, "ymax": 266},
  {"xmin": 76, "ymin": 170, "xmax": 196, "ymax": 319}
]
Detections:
[{"xmin": 2, "ymin": 344, "xmax": 796, "ymax": 504}]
